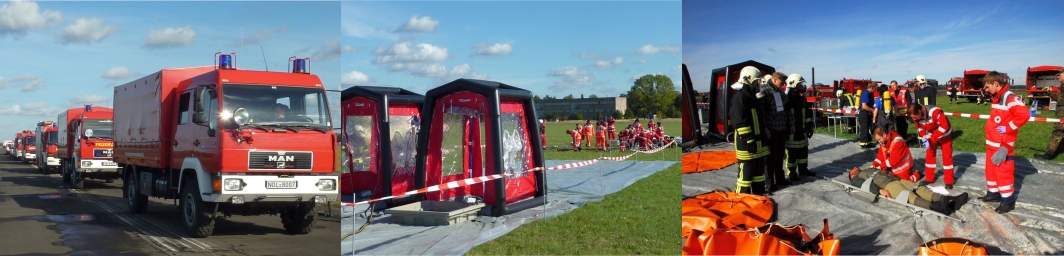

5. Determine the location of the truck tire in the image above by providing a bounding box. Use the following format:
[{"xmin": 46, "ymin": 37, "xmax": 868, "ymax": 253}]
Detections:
[
  {"xmin": 61, "ymin": 161, "xmax": 71, "ymax": 184},
  {"xmin": 181, "ymin": 181, "xmax": 215, "ymax": 238},
  {"xmin": 72, "ymin": 156, "xmax": 84, "ymax": 189},
  {"xmin": 281, "ymin": 202, "xmax": 315, "ymax": 234},
  {"xmin": 126, "ymin": 169, "xmax": 148, "ymax": 214}
]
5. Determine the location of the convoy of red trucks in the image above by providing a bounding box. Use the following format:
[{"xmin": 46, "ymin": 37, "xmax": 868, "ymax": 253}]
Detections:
[
  {"xmin": 111, "ymin": 54, "xmax": 336, "ymax": 237},
  {"xmin": 20, "ymin": 130, "xmax": 36, "ymax": 164},
  {"xmin": 57, "ymin": 106, "xmax": 120, "ymax": 188}
]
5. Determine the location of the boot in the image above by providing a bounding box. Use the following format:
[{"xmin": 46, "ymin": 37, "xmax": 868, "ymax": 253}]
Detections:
[
  {"xmin": 1034, "ymin": 153, "xmax": 1053, "ymax": 160},
  {"xmin": 751, "ymin": 182, "xmax": 766, "ymax": 196},
  {"xmin": 949, "ymin": 192, "xmax": 970, "ymax": 213},
  {"xmin": 977, "ymin": 191, "xmax": 1001, "ymax": 202},
  {"xmin": 799, "ymin": 168, "xmax": 817, "ymax": 177},
  {"xmin": 945, "ymin": 184, "xmax": 953, "ymax": 190},
  {"xmin": 995, "ymin": 203, "xmax": 1015, "ymax": 214},
  {"xmin": 775, "ymin": 177, "xmax": 793, "ymax": 187},
  {"xmin": 929, "ymin": 198, "xmax": 951, "ymax": 215}
]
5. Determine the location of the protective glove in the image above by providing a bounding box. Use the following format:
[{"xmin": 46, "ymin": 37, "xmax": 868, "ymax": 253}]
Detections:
[
  {"xmin": 996, "ymin": 126, "xmax": 1006, "ymax": 134},
  {"xmin": 921, "ymin": 139, "xmax": 930, "ymax": 150},
  {"xmin": 908, "ymin": 173, "xmax": 920, "ymax": 183},
  {"xmin": 991, "ymin": 147, "xmax": 1008, "ymax": 166}
]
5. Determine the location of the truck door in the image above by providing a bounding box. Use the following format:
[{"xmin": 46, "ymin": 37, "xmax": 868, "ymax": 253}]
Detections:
[
  {"xmin": 173, "ymin": 91, "xmax": 196, "ymax": 168},
  {"xmin": 194, "ymin": 87, "xmax": 221, "ymax": 171}
]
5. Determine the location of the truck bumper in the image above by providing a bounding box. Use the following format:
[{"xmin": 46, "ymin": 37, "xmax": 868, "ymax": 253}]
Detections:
[
  {"xmin": 16, "ymin": 151, "xmax": 23, "ymax": 157},
  {"xmin": 45, "ymin": 157, "xmax": 60, "ymax": 167},
  {"xmin": 205, "ymin": 174, "xmax": 338, "ymax": 205},
  {"xmin": 78, "ymin": 159, "xmax": 121, "ymax": 173},
  {"xmin": 25, "ymin": 154, "xmax": 36, "ymax": 160}
]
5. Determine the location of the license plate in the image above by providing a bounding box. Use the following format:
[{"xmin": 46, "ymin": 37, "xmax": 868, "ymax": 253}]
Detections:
[
  {"xmin": 101, "ymin": 161, "xmax": 117, "ymax": 166},
  {"xmin": 266, "ymin": 181, "xmax": 297, "ymax": 189}
]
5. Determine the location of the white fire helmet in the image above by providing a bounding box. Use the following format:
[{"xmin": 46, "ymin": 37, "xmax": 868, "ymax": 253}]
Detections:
[
  {"xmin": 786, "ymin": 74, "xmax": 805, "ymax": 88},
  {"xmin": 916, "ymin": 75, "xmax": 927, "ymax": 84},
  {"xmin": 739, "ymin": 66, "xmax": 762, "ymax": 85}
]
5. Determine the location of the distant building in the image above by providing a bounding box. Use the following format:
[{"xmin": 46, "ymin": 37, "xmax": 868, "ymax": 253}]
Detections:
[{"xmin": 535, "ymin": 96, "xmax": 627, "ymax": 120}]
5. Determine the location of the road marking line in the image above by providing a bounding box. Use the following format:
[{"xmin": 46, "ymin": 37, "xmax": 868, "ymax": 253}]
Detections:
[
  {"xmin": 82, "ymin": 189, "xmax": 214, "ymax": 252},
  {"xmin": 71, "ymin": 189, "xmax": 180, "ymax": 253}
]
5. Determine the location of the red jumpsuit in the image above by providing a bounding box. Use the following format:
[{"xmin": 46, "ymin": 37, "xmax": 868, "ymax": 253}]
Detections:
[
  {"xmin": 607, "ymin": 118, "xmax": 617, "ymax": 140},
  {"xmin": 618, "ymin": 129, "xmax": 629, "ymax": 152},
  {"xmin": 595, "ymin": 124, "xmax": 607, "ymax": 150},
  {"xmin": 985, "ymin": 90, "xmax": 1029, "ymax": 200},
  {"xmin": 915, "ymin": 106, "xmax": 955, "ymax": 185},
  {"xmin": 571, "ymin": 129, "xmax": 583, "ymax": 150},
  {"xmin": 655, "ymin": 126, "xmax": 665, "ymax": 146},
  {"xmin": 871, "ymin": 130, "xmax": 917, "ymax": 181},
  {"xmin": 583, "ymin": 124, "xmax": 594, "ymax": 147},
  {"xmin": 540, "ymin": 122, "xmax": 547, "ymax": 149}
]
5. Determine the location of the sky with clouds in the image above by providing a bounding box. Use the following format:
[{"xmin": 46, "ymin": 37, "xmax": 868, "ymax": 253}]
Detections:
[
  {"xmin": 340, "ymin": 1, "xmax": 682, "ymax": 98},
  {"xmin": 0, "ymin": 1, "xmax": 339, "ymax": 138},
  {"xmin": 683, "ymin": 0, "xmax": 1064, "ymax": 92}
]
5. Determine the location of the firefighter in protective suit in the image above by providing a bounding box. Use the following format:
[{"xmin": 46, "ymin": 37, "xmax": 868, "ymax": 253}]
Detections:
[
  {"xmin": 785, "ymin": 74, "xmax": 815, "ymax": 180},
  {"xmin": 731, "ymin": 66, "xmax": 770, "ymax": 195},
  {"xmin": 979, "ymin": 71, "xmax": 1028, "ymax": 214},
  {"xmin": 1035, "ymin": 67, "xmax": 1064, "ymax": 160}
]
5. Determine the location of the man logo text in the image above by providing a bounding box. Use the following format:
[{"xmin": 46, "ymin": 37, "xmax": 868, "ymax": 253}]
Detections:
[{"xmin": 268, "ymin": 156, "xmax": 295, "ymax": 162}]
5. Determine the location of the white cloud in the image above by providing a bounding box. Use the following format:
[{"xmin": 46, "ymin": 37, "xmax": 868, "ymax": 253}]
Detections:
[
  {"xmin": 341, "ymin": 70, "xmax": 373, "ymax": 85},
  {"xmin": 635, "ymin": 44, "xmax": 680, "ymax": 55},
  {"xmin": 56, "ymin": 18, "xmax": 120, "ymax": 44},
  {"xmin": 470, "ymin": 43, "xmax": 512, "ymax": 57},
  {"xmin": 384, "ymin": 63, "xmax": 487, "ymax": 82},
  {"xmin": 143, "ymin": 26, "xmax": 195, "ymax": 49},
  {"xmin": 0, "ymin": 102, "xmax": 53, "ymax": 116},
  {"xmin": 395, "ymin": 15, "xmax": 439, "ymax": 33},
  {"xmin": 2, "ymin": 74, "xmax": 45, "ymax": 92},
  {"xmin": 101, "ymin": 67, "xmax": 132, "ymax": 80},
  {"xmin": 235, "ymin": 26, "xmax": 287, "ymax": 46},
  {"xmin": 637, "ymin": 60, "xmax": 647, "ymax": 64},
  {"xmin": 594, "ymin": 57, "xmax": 625, "ymax": 68},
  {"xmin": 312, "ymin": 37, "xmax": 353, "ymax": 61},
  {"xmin": 372, "ymin": 40, "xmax": 448, "ymax": 64},
  {"xmin": 0, "ymin": 0, "xmax": 62, "ymax": 37},
  {"xmin": 673, "ymin": 65, "xmax": 682, "ymax": 72},
  {"xmin": 70, "ymin": 95, "xmax": 110, "ymax": 105},
  {"xmin": 548, "ymin": 66, "xmax": 595, "ymax": 92}
]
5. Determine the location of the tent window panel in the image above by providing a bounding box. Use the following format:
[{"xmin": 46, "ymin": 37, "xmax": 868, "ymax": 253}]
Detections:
[
  {"xmin": 346, "ymin": 115, "xmax": 374, "ymax": 172},
  {"xmin": 389, "ymin": 115, "xmax": 418, "ymax": 176},
  {"xmin": 441, "ymin": 113, "xmax": 466, "ymax": 176}
]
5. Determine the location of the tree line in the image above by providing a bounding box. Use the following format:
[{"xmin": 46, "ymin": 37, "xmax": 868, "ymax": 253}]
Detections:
[{"xmin": 534, "ymin": 74, "xmax": 681, "ymax": 121}]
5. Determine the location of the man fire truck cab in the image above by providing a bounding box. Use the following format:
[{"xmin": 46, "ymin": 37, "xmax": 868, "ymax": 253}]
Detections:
[
  {"xmin": 113, "ymin": 54, "xmax": 337, "ymax": 238},
  {"xmin": 20, "ymin": 130, "xmax": 37, "ymax": 164},
  {"xmin": 1025, "ymin": 65, "xmax": 1062, "ymax": 106},
  {"xmin": 962, "ymin": 70, "xmax": 1010, "ymax": 102},
  {"xmin": 34, "ymin": 121, "xmax": 60, "ymax": 174},
  {"xmin": 57, "ymin": 106, "xmax": 119, "ymax": 188}
]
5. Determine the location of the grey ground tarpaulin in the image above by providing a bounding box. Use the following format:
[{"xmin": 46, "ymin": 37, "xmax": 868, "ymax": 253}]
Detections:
[
  {"xmin": 342, "ymin": 159, "xmax": 676, "ymax": 255},
  {"xmin": 683, "ymin": 134, "xmax": 1064, "ymax": 254}
]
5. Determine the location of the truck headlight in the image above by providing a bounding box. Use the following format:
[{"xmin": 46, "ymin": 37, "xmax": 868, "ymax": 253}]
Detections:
[
  {"xmin": 224, "ymin": 178, "xmax": 244, "ymax": 191},
  {"xmin": 81, "ymin": 161, "xmax": 92, "ymax": 167},
  {"xmin": 315, "ymin": 179, "xmax": 336, "ymax": 191}
]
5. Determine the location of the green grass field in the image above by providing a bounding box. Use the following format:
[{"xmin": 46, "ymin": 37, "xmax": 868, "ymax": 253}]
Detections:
[
  {"xmin": 467, "ymin": 119, "xmax": 681, "ymax": 255},
  {"xmin": 815, "ymin": 95, "xmax": 1063, "ymax": 160}
]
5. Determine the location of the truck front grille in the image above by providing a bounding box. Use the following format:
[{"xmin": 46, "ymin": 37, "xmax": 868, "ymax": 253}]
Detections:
[{"xmin": 248, "ymin": 151, "xmax": 313, "ymax": 170}]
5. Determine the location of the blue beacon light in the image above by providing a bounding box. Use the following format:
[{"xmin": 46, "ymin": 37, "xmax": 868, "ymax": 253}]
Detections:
[{"xmin": 219, "ymin": 54, "xmax": 234, "ymax": 69}]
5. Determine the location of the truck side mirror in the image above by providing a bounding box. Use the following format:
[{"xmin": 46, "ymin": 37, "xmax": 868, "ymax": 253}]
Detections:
[{"xmin": 194, "ymin": 86, "xmax": 207, "ymax": 113}]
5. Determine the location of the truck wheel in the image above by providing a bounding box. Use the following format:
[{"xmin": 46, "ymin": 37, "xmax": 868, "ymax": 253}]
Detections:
[
  {"xmin": 181, "ymin": 181, "xmax": 215, "ymax": 238},
  {"xmin": 62, "ymin": 162, "xmax": 72, "ymax": 184},
  {"xmin": 126, "ymin": 170, "xmax": 148, "ymax": 214},
  {"xmin": 280, "ymin": 202, "xmax": 315, "ymax": 234},
  {"xmin": 72, "ymin": 173, "xmax": 85, "ymax": 189}
]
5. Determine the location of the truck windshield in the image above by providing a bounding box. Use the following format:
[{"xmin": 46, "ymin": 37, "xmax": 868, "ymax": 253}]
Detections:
[
  {"xmin": 47, "ymin": 131, "xmax": 58, "ymax": 145},
  {"xmin": 84, "ymin": 119, "xmax": 114, "ymax": 139},
  {"xmin": 221, "ymin": 84, "xmax": 332, "ymax": 128},
  {"xmin": 25, "ymin": 137, "xmax": 36, "ymax": 145}
]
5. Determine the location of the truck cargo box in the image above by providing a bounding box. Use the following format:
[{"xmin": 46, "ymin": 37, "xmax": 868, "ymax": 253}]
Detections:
[{"xmin": 113, "ymin": 66, "xmax": 215, "ymax": 169}]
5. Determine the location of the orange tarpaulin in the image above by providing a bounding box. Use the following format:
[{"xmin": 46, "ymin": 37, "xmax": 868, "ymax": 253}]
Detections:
[
  {"xmin": 683, "ymin": 219, "xmax": 841, "ymax": 256},
  {"xmin": 919, "ymin": 238, "xmax": 989, "ymax": 256},
  {"xmin": 681, "ymin": 191, "xmax": 774, "ymax": 238},
  {"xmin": 682, "ymin": 151, "xmax": 737, "ymax": 174}
]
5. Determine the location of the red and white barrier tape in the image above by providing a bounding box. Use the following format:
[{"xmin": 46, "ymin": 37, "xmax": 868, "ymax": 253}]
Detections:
[
  {"xmin": 342, "ymin": 140, "xmax": 675, "ymax": 206},
  {"xmin": 815, "ymin": 107, "xmax": 1063, "ymax": 123}
]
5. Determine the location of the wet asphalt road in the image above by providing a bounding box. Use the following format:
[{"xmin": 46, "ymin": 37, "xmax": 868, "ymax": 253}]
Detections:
[{"xmin": 0, "ymin": 156, "xmax": 341, "ymax": 255}]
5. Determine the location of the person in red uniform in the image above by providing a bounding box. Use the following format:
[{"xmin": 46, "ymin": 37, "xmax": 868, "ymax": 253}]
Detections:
[
  {"xmin": 655, "ymin": 121, "xmax": 665, "ymax": 147},
  {"xmin": 539, "ymin": 119, "xmax": 547, "ymax": 150},
  {"xmin": 908, "ymin": 103, "xmax": 956, "ymax": 189},
  {"xmin": 567, "ymin": 128, "xmax": 582, "ymax": 151},
  {"xmin": 633, "ymin": 118, "xmax": 643, "ymax": 133},
  {"xmin": 870, "ymin": 126, "xmax": 918, "ymax": 182},
  {"xmin": 618, "ymin": 126, "xmax": 629, "ymax": 152},
  {"xmin": 979, "ymin": 71, "xmax": 1029, "ymax": 214},
  {"xmin": 582, "ymin": 120, "xmax": 594, "ymax": 147},
  {"xmin": 595, "ymin": 121, "xmax": 607, "ymax": 151},
  {"xmin": 607, "ymin": 117, "xmax": 617, "ymax": 141}
]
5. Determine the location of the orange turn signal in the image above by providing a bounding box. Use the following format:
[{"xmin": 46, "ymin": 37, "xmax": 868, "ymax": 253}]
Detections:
[{"xmin": 212, "ymin": 178, "xmax": 221, "ymax": 193}]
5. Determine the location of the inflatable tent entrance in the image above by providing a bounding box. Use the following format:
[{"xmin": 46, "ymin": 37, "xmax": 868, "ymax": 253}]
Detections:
[
  {"xmin": 706, "ymin": 60, "xmax": 775, "ymax": 140},
  {"xmin": 340, "ymin": 86, "xmax": 424, "ymax": 205},
  {"xmin": 414, "ymin": 79, "xmax": 547, "ymax": 217}
]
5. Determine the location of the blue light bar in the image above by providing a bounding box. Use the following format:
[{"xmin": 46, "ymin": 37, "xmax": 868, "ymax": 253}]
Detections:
[
  {"xmin": 219, "ymin": 54, "xmax": 234, "ymax": 69},
  {"xmin": 85, "ymin": 105, "xmax": 91, "ymax": 112},
  {"xmin": 293, "ymin": 58, "xmax": 308, "ymax": 73}
]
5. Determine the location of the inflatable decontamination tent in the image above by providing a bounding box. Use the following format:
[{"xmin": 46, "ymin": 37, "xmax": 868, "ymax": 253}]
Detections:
[{"xmin": 340, "ymin": 86, "xmax": 424, "ymax": 204}]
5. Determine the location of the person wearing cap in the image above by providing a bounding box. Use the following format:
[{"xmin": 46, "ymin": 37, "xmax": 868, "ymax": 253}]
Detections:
[
  {"xmin": 760, "ymin": 72, "xmax": 795, "ymax": 192},
  {"xmin": 1035, "ymin": 67, "xmax": 1064, "ymax": 160}
]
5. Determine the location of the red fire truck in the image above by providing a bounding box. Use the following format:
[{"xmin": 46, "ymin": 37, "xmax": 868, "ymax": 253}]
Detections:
[
  {"xmin": 961, "ymin": 70, "xmax": 1010, "ymax": 102},
  {"xmin": 57, "ymin": 106, "xmax": 119, "ymax": 188},
  {"xmin": 34, "ymin": 121, "xmax": 60, "ymax": 174},
  {"xmin": 113, "ymin": 54, "xmax": 337, "ymax": 237},
  {"xmin": 1025, "ymin": 65, "xmax": 1062, "ymax": 106}
]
